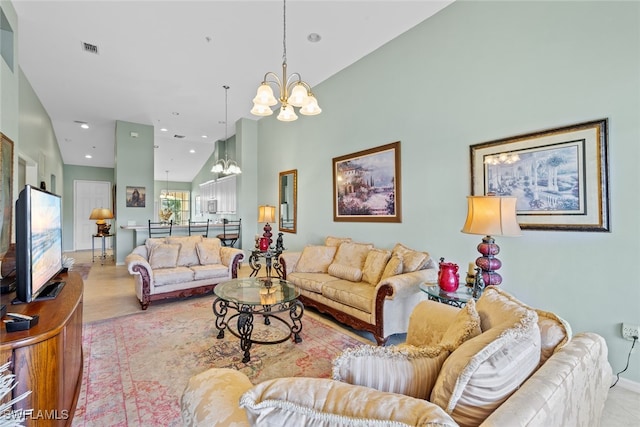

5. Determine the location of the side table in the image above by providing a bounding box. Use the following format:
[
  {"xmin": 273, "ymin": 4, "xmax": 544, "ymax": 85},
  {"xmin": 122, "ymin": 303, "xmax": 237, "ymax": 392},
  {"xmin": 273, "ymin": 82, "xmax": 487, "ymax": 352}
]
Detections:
[
  {"xmin": 419, "ymin": 283, "xmax": 476, "ymax": 308},
  {"xmin": 92, "ymin": 233, "xmax": 114, "ymax": 265},
  {"xmin": 248, "ymin": 249, "xmax": 284, "ymax": 278}
]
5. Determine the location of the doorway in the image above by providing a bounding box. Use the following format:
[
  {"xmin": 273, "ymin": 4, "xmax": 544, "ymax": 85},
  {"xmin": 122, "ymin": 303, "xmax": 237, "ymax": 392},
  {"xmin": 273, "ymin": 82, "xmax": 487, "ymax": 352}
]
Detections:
[{"xmin": 74, "ymin": 180, "xmax": 112, "ymax": 250}]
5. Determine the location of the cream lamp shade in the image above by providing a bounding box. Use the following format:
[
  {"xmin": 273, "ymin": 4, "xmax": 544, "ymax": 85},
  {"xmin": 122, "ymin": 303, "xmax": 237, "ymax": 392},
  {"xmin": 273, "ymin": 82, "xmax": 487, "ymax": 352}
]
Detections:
[
  {"xmin": 89, "ymin": 208, "xmax": 114, "ymax": 224},
  {"xmin": 461, "ymin": 196, "xmax": 522, "ymax": 237},
  {"xmin": 258, "ymin": 205, "xmax": 276, "ymax": 223}
]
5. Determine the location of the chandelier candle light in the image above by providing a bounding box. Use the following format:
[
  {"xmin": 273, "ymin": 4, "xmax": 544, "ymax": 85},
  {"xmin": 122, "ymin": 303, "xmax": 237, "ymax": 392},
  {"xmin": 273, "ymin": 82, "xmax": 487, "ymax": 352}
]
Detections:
[
  {"xmin": 461, "ymin": 195, "xmax": 522, "ymax": 286},
  {"xmin": 211, "ymin": 85, "xmax": 242, "ymax": 175},
  {"xmin": 250, "ymin": 0, "xmax": 322, "ymax": 122}
]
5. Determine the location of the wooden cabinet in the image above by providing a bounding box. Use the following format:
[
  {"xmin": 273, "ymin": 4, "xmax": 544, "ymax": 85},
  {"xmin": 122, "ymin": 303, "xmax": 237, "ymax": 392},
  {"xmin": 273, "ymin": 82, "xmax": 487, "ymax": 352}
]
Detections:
[{"xmin": 0, "ymin": 272, "xmax": 83, "ymax": 426}]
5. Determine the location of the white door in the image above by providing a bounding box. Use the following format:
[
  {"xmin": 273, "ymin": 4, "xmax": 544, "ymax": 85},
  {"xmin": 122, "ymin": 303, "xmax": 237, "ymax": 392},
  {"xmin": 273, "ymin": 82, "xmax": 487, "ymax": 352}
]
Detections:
[{"xmin": 74, "ymin": 180, "xmax": 112, "ymax": 250}]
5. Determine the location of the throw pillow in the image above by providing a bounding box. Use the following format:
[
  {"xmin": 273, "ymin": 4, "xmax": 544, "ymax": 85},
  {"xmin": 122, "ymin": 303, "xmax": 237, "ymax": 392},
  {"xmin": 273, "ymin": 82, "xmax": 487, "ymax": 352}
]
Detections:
[
  {"xmin": 430, "ymin": 287, "xmax": 541, "ymax": 426},
  {"xmin": 328, "ymin": 263, "xmax": 363, "ymax": 282},
  {"xmin": 168, "ymin": 236, "xmax": 202, "ymax": 266},
  {"xmin": 439, "ymin": 299, "xmax": 482, "ymax": 351},
  {"xmin": 196, "ymin": 239, "xmax": 222, "ymax": 265},
  {"xmin": 295, "ymin": 245, "xmax": 338, "ymax": 273},
  {"xmin": 536, "ymin": 309, "xmax": 572, "ymax": 365},
  {"xmin": 332, "ymin": 344, "xmax": 450, "ymax": 400},
  {"xmin": 325, "ymin": 236, "xmax": 353, "ymax": 247},
  {"xmin": 145, "ymin": 237, "xmax": 166, "ymax": 252},
  {"xmin": 240, "ymin": 377, "xmax": 457, "ymax": 427},
  {"xmin": 391, "ymin": 243, "xmax": 431, "ymax": 273},
  {"xmin": 362, "ymin": 249, "xmax": 392, "ymax": 285},
  {"xmin": 333, "ymin": 242, "xmax": 374, "ymax": 270},
  {"xmin": 149, "ymin": 243, "xmax": 181, "ymax": 269},
  {"xmin": 380, "ymin": 255, "xmax": 403, "ymax": 280}
]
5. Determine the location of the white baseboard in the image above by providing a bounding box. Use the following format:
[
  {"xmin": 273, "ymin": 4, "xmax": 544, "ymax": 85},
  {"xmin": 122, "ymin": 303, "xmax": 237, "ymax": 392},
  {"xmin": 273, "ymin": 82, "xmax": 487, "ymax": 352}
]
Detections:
[{"xmin": 616, "ymin": 377, "xmax": 640, "ymax": 394}]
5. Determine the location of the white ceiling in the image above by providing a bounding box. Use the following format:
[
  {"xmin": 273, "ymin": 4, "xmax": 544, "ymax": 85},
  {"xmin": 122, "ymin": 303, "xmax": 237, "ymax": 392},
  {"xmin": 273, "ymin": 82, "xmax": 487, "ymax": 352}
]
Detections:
[{"xmin": 12, "ymin": 0, "xmax": 453, "ymax": 182}]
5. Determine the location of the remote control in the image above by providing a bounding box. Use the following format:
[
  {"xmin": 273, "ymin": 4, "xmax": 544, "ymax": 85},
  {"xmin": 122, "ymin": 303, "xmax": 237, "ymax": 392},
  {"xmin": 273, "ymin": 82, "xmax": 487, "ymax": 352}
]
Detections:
[{"xmin": 7, "ymin": 312, "xmax": 33, "ymax": 321}]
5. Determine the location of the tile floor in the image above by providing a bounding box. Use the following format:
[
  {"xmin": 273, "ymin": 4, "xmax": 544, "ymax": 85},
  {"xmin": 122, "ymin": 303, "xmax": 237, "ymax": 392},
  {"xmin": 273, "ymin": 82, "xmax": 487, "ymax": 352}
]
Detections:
[{"xmin": 74, "ymin": 250, "xmax": 640, "ymax": 426}]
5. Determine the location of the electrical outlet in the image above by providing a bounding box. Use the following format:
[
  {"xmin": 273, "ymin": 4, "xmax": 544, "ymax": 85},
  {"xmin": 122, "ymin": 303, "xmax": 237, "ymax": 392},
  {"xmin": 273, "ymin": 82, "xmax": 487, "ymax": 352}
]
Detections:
[{"xmin": 621, "ymin": 323, "xmax": 640, "ymax": 341}]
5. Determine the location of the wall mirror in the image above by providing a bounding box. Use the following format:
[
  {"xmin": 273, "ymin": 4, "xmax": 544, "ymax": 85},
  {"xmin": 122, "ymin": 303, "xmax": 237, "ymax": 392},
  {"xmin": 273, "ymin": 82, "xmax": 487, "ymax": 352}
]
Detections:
[{"xmin": 279, "ymin": 169, "xmax": 297, "ymax": 233}]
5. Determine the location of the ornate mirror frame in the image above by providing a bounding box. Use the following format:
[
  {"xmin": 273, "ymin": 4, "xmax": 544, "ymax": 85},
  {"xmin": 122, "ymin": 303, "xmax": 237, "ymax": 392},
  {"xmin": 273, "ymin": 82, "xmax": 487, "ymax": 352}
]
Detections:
[{"xmin": 279, "ymin": 169, "xmax": 297, "ymax": 233}]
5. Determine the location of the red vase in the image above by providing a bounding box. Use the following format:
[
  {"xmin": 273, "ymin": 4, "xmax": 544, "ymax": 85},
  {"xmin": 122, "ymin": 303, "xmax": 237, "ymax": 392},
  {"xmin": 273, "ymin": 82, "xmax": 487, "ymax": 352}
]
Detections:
[
  {"xmin": 259, "ymin": 237, "xmax": 269, "ymax": 251},
  {"xmin": 438, "ymin": 259, "xmax": 460, "ymax": 292}
]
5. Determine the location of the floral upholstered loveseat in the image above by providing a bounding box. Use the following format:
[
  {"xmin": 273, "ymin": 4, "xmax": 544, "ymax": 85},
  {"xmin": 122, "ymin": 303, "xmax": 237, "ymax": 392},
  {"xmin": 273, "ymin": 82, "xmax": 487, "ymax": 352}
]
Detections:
[
  {"xmin": 125, "ymin": 235, "xmax": 244, "ymax": 309},
  {"xmin": 278, "ymin": 236, "xmax": 438, "ymax": 345},
  {"xmin": 181, "ymin": 286, "xmax": 612, "ymax": 427}
]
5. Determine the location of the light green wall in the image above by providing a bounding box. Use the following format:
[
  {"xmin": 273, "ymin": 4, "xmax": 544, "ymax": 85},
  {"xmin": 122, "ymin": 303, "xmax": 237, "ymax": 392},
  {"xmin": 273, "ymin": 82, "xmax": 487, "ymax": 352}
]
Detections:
[
  {"xmin": 252, "ymin": 0, "xmax": 640, "ymax": 382},
  {"xmin": 0, "ymin": 1, "xmax": 18, "ymax": 141},
  {"xmin": 114, "ymin": 120, "xmax": 154, "ymax": 263},
  {"xmin": 18, "ymin": 68, "xmax": 63, "ymax": 190},
  {"xmin": 62, "ymin": 165, "xmax": 114, "ymax": 251}
]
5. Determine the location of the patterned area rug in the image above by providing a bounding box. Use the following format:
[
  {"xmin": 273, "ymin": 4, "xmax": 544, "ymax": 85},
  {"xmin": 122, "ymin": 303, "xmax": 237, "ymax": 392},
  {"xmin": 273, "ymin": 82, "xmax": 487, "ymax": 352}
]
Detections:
[{"xmin": 72, "ymin": 295, "xmax": 366, "ymax": 426}]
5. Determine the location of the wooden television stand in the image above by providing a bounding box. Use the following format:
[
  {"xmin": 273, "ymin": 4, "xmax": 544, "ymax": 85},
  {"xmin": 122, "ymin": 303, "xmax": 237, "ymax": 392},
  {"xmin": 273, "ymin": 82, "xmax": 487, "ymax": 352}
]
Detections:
[{"xmin": 1, "ymin": 271, "xmax": 83, "ymax": 426}]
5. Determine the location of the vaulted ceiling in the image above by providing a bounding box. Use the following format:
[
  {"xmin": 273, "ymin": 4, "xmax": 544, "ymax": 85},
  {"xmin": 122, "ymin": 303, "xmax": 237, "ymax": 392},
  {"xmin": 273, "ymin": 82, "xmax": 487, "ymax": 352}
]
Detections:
[{"xmin": 12, "ymin": 1, "xmax": 453, "ymax": 181}]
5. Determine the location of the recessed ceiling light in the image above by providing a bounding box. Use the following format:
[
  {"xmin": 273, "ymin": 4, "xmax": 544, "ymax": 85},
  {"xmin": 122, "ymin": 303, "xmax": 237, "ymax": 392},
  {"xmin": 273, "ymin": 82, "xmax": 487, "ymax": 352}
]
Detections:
[
  {"xmin": 189, "ymin": 149, "xmax": 195, "ymax": 153},
  {"xmin": 160, "ymin": 128, "xmax": 168, "ymax": 132},
  {"xmin": 85, "ymin": 154, "xmax": 92, "ymax": 159},
  {"xmin": 74, "ymin": 120, "xmax": 89, "ymax": 129},
  {"xmin": 201, "ymin": 135, "xmax": 208, "ymax": 139},
  {"xmin": 307, "ymin": 33, "xmax": 321, "ymax": 43}
]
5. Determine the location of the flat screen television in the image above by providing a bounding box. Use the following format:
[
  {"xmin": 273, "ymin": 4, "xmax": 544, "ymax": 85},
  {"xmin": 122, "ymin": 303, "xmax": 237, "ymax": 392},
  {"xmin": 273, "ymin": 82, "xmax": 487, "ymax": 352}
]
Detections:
[{"xmin": 14, "ymin": 184, "xmax": 65, "ymax": 303}]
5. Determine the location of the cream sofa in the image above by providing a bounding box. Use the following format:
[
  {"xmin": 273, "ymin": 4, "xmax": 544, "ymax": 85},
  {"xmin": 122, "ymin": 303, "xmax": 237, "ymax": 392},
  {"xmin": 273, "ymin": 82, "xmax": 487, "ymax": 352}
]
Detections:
[
  {"xmin": 278, "ymin": 236, "xmax": 438, "ymax": 345},
  {"xmin": 125, "ymin": 235, "xmax": 244, "ymax": 309},
  {"xmin": 181, "ymin": 286, "xmax": 612, "ymax": 427}
]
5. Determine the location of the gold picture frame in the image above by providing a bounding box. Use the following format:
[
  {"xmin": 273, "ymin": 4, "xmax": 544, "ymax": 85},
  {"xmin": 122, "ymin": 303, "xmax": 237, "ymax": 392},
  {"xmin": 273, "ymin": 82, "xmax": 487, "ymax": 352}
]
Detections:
[
  {"xmin": 470, "ymin": 119, "xmax": 609, "ymax": 231},
  {"xmin": 333, "ymin": 141, "xmax": 401, "ymax": 223}
]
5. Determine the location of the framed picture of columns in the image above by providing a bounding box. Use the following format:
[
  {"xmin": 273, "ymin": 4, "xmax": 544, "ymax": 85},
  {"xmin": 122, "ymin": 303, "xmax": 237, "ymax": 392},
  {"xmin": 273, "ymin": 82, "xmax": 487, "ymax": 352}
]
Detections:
[
  {"xmin": 469, "ymin": 119, "xmax": 609, "ymax": 231},
  {"xmin": 333, "ymin": 141, "xmax": 401, "ymax": 223}
]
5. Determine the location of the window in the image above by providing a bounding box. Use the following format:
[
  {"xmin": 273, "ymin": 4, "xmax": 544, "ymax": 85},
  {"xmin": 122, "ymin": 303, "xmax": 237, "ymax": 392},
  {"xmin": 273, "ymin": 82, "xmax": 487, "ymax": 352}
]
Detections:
[{"xmin": 160, "ymin": 190, "xmax": 190, "ymax": 224}]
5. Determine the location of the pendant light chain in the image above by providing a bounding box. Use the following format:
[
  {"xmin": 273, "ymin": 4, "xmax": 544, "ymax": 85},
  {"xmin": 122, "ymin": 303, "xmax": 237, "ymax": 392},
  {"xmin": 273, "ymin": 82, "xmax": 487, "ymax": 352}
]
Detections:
[
  {"xmin": 282, "ymin": 0, "xmax": 287, "ymax": 64},
  {"xmin": 224, "ymin": 84, "xmax": 229, "ymax": 162}
]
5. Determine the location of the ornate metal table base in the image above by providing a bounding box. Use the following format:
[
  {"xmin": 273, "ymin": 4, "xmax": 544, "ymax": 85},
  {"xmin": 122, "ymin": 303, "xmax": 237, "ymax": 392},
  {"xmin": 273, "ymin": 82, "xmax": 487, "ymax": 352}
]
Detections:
[
  {"xmin": 248, "ymin": 249, "xmax": 284, "ymax": 278},
  {"xmin": 213, "ymin": 298, "xmax": 304, "ymax": 363}
]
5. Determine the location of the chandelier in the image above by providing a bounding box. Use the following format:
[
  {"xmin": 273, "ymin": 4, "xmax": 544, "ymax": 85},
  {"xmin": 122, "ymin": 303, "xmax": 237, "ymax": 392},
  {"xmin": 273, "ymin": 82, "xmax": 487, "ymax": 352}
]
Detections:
[
  {"xmin": 250, "ymin": 0, "xmax": 322, "ymax": 122},
  {"xmin": 211, "ymin": 85, "xmax": 242, "ymax": 175},
  {"xmin": 484, "ymin": 153, "xmax": 521, "ymax": 165}
]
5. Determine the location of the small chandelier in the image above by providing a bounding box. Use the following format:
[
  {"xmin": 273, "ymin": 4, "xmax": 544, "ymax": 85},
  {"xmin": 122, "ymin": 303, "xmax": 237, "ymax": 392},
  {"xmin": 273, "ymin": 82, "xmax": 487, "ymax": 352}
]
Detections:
[
  {"xmin": 211, "ymin": 85, "xmax": 242, "ymax": 175},
  {"xmin": 250, "ymin": 0, "xmax": 322, "ymax": 122},
  {"xmin": 484, "ymin": 153, "xmax": 521, "ymax": 165}
]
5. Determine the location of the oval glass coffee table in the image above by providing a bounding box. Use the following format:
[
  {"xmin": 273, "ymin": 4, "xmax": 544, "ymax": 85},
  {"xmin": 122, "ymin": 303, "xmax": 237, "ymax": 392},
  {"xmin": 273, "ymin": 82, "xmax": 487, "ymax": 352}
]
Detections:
[{"xmin": 213, "ymin": 277, "xmax": 304, "ymax": 363}]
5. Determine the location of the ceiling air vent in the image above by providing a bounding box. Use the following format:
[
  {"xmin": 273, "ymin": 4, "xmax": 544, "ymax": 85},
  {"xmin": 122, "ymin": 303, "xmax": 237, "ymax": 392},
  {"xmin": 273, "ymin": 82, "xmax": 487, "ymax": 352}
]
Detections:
[
  {"xmin": 82, "ymin": 42, "xmax": 99, "ymax": 55},
  {"xmin": 174, "ymin": 134, "xmax": 185, "ymax": 139}
]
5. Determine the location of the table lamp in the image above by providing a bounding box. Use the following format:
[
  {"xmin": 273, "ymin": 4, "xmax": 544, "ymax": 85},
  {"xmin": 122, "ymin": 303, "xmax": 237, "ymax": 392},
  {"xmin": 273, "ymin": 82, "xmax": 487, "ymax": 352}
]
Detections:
[
  {"xmin": 89, "ymin": 208, "xmax": 114, "ymax": 235},
  {"xmin": 258, "ymin": 205, "xmax": 276, "ymax": 250},
  {"xmin": 461, "ymin": 195, "xmax": 521, "ymax": 286}
]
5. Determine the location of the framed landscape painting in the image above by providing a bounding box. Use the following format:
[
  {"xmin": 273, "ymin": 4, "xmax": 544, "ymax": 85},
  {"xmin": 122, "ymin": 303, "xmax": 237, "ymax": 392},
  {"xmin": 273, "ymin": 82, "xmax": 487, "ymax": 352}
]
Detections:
[
  {"xmin": 470, "ymin": 119, "xmax": 609, "ymax": 231},
  {"xmin": 333, "ymin": 141, "xmax": 401, "ymax": 223}
]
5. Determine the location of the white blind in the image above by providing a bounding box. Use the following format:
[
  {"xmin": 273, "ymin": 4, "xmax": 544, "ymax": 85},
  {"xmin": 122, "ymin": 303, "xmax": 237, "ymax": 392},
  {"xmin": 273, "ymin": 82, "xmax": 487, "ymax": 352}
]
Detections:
[{"xmin": 199, "ymin": 174, "xmax": 237, "ymax": 214}]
